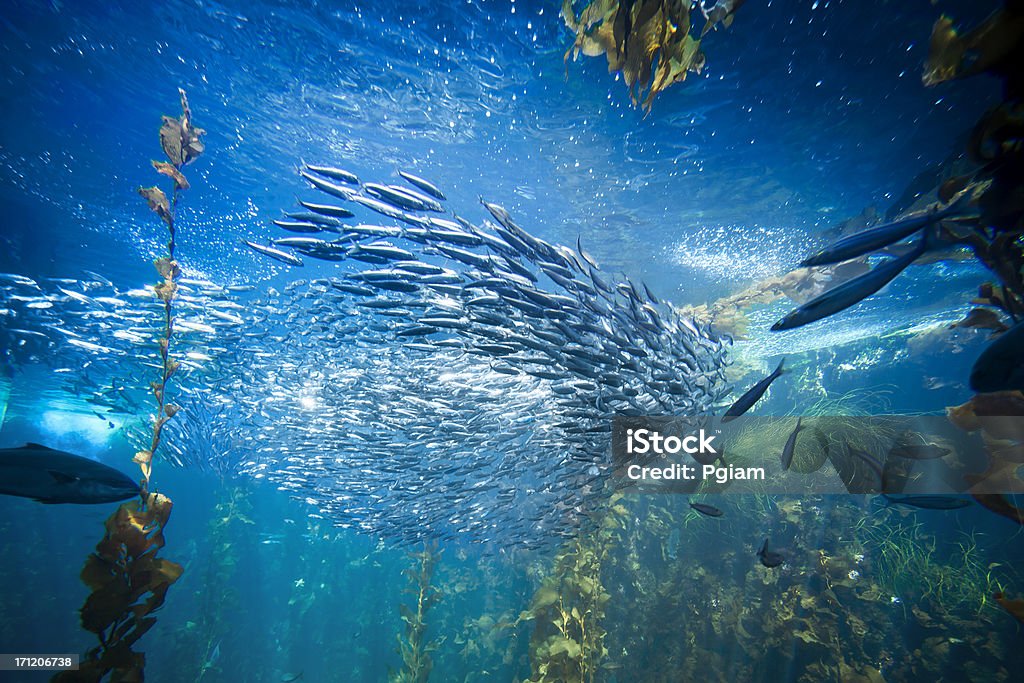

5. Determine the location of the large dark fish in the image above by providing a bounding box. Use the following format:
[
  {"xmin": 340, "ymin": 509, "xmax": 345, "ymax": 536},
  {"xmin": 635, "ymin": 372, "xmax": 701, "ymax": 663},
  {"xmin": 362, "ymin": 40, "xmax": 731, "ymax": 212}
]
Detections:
[
  {"xmin": 800, "ymin": 193, "xmax": 971, "ymax": 268},
  {"xmin": 970, "ymin": 321, "xmax": 1024, "ymax": 393},
  {"xmin": 781, "ymin": 417, "xmax": 803, "ymax": 470},
  {"xmin": 0, "ymin": 443, "xmax": 139, "ymax": 504},
  {"xmin": 757, "ymin": 538, "xmax": 784, "ymax": 568},
  {"xmin": 882, "ymin": 494, "xmax": 971, "ymax": 510},
  {"xmin": 772, "ymin": 238, "xmax": 927, "ymax": 332},
  {"xmin": 887, "ymin": 441, "xmax": 951, "ymax": 460},
  {"xmin": 689, "ymin": 501, "xmax": 724, "ymax": 517},
  {"xmin": 848, "ymin": 443, "xmax": 897, "ymax": 492},
  {"xmin": 721, "ymin": 358, "xmax": 786, "ymax": 422}
]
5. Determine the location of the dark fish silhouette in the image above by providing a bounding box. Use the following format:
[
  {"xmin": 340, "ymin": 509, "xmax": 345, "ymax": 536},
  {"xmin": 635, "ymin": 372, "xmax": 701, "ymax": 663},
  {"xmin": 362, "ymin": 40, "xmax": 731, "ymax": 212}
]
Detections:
[
  {"xmin": 773, "ymin": 238, "xmax": 928, "ymax": 331},
  {"xmin": 882, "ymin": 494, "xmax": 971, "ymax": 511},
  {"xmin": 781, "ymin": 417, "xmax": 803, "ymax": 470},
  {"xmin": 757, "ymin": 538, "xmax": 784, "ymax": 568},
  {"xmin": 0, "ymin": 443, "xmax": 139, "ymax": 504},
  {"xmin": 722, "ymin": 358, "xmax": 786, "ymax": 422},
  {"xmin": 689, "ymin": 502, "xmax": 724, "ymax": 518},
  {"xmin": 971, "ymin": 321, "xmax": 1024, "ymax": 393},
  {"xmin": 887, "ymin": 441, "xmax": 951, "ymax": 460},
  {"xmin": 800, "ymin": 192, "xmax": 971, "ymax": 268}
]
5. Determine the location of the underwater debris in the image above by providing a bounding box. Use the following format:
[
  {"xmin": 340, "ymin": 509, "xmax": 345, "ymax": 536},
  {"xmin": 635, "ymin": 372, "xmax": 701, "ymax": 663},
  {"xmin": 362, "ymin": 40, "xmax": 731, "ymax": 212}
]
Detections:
[
  {"xmin": 560, "ymin": 0, "xmax": 715, "ymax": 113},
  {"xmin": 0, "ymin": 443, "xmax": 139, "ymax": 504},
  {"xmin": 722, "ymin": 358, "xmax": 787, "ymax": 422}
]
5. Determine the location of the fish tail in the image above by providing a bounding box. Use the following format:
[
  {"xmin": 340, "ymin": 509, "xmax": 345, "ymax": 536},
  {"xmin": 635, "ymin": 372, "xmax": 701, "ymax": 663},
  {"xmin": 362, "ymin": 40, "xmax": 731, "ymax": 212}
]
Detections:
[{"xmin": 775, "ymin": 357, "xmax": 787, "ymax": 376}]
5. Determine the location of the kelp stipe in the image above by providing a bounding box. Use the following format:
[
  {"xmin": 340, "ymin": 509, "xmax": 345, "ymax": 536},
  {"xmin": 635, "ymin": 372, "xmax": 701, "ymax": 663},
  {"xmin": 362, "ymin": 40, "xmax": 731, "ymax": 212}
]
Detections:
[
  {"xmin": 518, "ymin": 494, "xmax": 626, "ymax": 683},
  {"xmin": 390, "ymin": 543, "xmax": 442, "ymax": 683},
  {"xmin": 53, "ymin": 89, "xmax": 204, "ymax": 683}
]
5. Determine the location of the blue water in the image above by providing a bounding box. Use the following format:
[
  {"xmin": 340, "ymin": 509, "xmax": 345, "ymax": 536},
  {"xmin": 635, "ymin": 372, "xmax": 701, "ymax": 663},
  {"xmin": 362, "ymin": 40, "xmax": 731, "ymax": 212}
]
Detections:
[{"xmin": 1, "ymin": 1, "xmax": 1023, "ymax": 681}]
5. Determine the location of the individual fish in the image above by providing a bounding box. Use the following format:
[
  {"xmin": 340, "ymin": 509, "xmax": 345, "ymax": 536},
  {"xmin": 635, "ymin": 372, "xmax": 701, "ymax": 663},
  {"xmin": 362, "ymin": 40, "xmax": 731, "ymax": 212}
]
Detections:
[
  {"xmin": 882, "ymin": 494, "xmax": 971, "ymax": 510},
  {"xmin": 273, "ymin": 237, "xmax": 331, "ymax": 249},
  {"xmin": 970, "ymin": 321, "xmax": 1024, "ymax": 393},
  {"xmin": 799, "ymin": 193, "xmax": 972, "ymax": 268},
  {"xmin": 304, "ymin": 163, "xmax": 359, "ymax": 185},
  {"xmin": 0, "ymin": 443, "xmax": 139, "ymax": 504},
  {"xmin": 386, "ymin": 184, "xmax": 443, "ymax": 213},
  {"xmin": 199, "ymin": 639, "xmax": 221, "ymax": 678},
  {"xmin": 689, "ymin": 501, "xmax": 723, "ymax": 517},
  {"xmin": 283, "ymin": 211, "xmax": 342, "ymax": 228},
  {"xmin": 398, "ymin": 170, "xmax": 446, "ymax": 200},
  {"xmin": 364, "ymin": 183, "xmax": 432, "ymax": 212},
  {"xmin": 781, "ymin": 417, "xmax": 803, "ymax": 470},
  {"xmin": 887, "ymin": 440, "xmax": 951, "ymax": 460},
  {"xmin": 721, "ymin": 358, "xmax": 786, "ymax": 422},
  {"xmin": 756, "ymin": 538, "xmax": 784, "ymax": 568},
  {"xmin": 297, "ymin": 199, "xmax": 355, "ymax": 218},
  {"xmin": 700, "ymin": 0, "xmax": 746, "ymax": 37},
  {"xmin": 281, "ymin": 673, "xmax": 304, "ymax": 683},
  {"xmin": 243, "ymin": 240, "xmax": 304, "ymax": 267},
  {"xmin": 848, "ymin": 443, "xmax": 888, "ymax": 491},
  {"xmin": 300, "ymin": 170, "xmax": 357, "ymax": 201},
  {"xmin": 772, "ymin": 238, "xmax": 928, "ymax": 332},
  {"xmin": 273, "ymin": 220, "xmax": 325, "ymax": 234}
]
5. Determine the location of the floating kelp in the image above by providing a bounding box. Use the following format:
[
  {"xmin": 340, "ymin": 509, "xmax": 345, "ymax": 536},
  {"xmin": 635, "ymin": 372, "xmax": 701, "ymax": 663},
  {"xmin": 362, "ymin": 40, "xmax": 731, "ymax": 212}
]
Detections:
[
  {"xmin": 53, "ymin": 494, "xmax": 183, "ymax": 682},
  {"xmin": 561, "ymin": 0, "xmax": 726, "ymax": 112},
  {"xmin": 56, "ymin": 89, "xmax": 203, "ymax": 683},
  {"xmin": 135, "ymin": 87, "xmax": 205, "ymax": 491}
]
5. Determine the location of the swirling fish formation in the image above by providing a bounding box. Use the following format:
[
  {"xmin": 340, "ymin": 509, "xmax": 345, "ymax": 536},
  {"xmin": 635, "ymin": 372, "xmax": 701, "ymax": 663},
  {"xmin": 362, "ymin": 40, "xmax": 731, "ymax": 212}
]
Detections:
[
  {"xmin": 0, "ymin": 163, "xmax": 731, "ymax": 546},
  {"xmin": 230, "ymin": 163, "xmax": 732, "ymax": 544}
]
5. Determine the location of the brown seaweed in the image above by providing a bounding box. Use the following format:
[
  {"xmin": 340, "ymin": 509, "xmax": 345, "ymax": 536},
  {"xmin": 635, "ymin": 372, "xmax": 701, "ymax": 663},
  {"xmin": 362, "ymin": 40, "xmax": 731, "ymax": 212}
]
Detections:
[{"xmin": 561, "ymin": 0, "xmax": 716, "ymax": 113}]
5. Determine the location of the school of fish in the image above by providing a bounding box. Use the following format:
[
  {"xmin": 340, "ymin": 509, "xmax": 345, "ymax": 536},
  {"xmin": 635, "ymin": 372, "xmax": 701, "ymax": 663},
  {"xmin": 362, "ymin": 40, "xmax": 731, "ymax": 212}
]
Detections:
[{"xmin": 0, "ymin": 163, "xmax": 732, "ymax": 546}]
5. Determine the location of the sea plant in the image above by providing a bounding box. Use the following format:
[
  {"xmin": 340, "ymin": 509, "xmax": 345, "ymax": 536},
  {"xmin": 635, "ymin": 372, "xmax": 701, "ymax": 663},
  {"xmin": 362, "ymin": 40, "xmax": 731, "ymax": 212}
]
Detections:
[
  {"xmin": 390, "ymin": 543, "xmax": 442, "ymax": 683},
  {"xmin": 561, "ymin": 0, "xmax": 743, "ymax": 113},
  {"xmin": 54, "ymin": 89, "xmax": 203, "ymax": 683},
  {"xmin": 518, "ymin": 494, "xmax": 626, "ymax": 683}
]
